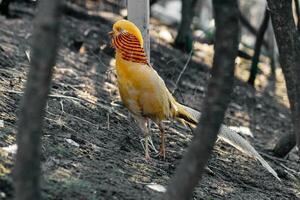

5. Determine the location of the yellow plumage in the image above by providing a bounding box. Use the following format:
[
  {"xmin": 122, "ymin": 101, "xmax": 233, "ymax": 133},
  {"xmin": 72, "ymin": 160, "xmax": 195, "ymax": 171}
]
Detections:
[{"xmin": 110, "ymin": 19, "xmax": 196, "ymax": 159}]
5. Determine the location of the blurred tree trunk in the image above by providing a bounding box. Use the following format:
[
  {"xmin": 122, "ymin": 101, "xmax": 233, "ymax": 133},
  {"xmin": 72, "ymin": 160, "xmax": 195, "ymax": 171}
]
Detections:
[
  {"xmin": 248, "ymin": 8, "xmax": 270, "ymax": 86},
  {"xmin": 150, "ymin": 0, "xmax": 158, "ymax": 6},
  {"xmin": 174, "ymin": 0, "xmax": 198, "ymax": 52},
  {"xmin": 13, "ymin": 0, "xmax": 62, "ymax": 199},
  {"xmin": 0, "ymin": 0, "xmax": 10, "ymax": 16},
  {"xmin": 162, "ymin": 0, "xmax": 239, "ymax": 199},
  {"xmin": 267, "ymin": 0, "xmax": 300, "ymax": 158}
]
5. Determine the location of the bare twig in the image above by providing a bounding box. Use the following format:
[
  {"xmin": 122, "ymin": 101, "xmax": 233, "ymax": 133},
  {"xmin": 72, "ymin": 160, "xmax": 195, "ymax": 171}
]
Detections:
[
  {"xmin": 172, "ymin": 50, "xmax": 193, "ymax": 94},
  {"xmin": 46, "ymin": 108, "xmax": 97, "ymax": 128},
  {"xmin": 106, "ymin": 113, "xmax": 110, "ymax": 130},
  {"xmin": 0, "ymin": 89, "xmax": 126, "ymax": 119},
  {"xmin": 59, "ymin": 100, "xmax": 64, "ymax": 117},
  {"xmin": 44, "ymin": 117, "xmax": 77, "ymax": 133},
  {"xmin": 258, "ymin": 151, "xmax": 288, "ymax": 163},
  {"xmin": 66, "ymin": 113, "xmax": 98, "ymax": 127},
  {"xmin": 25, "ymin": 50, "xmax": 31, "ymax": 62},
  {"xmin": 280, "ymin": 163, "xmax": 300, "ymax": 176}
]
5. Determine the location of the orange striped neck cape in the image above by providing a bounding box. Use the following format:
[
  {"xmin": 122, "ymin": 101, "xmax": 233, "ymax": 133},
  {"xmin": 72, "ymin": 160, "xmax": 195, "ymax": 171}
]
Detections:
[{"xmin": 112, "ymin": 31, "xmax": 148, "ymax": 64}]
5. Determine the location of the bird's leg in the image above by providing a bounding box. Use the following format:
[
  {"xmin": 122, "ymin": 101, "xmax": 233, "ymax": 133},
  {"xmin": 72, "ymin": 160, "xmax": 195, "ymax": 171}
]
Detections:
[
  {"xmin": 142, "ymin": 119, "xmax": 151, "ymax": 161},
  {"xmin": 136, "ymin": 117, "xmax": 151, "ymax": 160},
  {"xmin": 144, "ymin": 134, "xmax": 150, "ymax": 161},
  {"xmin": 158, "ymin": 123, "xmax": 166, "ymax": 159},
  {"xmin": 147, "ymin": 120, "xmax": 158, "ymax": 153}
]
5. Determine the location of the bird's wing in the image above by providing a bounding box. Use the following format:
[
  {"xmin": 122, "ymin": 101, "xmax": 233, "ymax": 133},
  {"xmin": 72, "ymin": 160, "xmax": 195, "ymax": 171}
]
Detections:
[{"xmin": 116, "ymin": 57, "xmax": 173, "ymax": 120}]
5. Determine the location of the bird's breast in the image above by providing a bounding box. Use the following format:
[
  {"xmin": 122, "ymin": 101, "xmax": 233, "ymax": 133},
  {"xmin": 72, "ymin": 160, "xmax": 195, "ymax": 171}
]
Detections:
[{"xmin": 115, "ymin": 55, "xmax": 173, "ymax": 121}]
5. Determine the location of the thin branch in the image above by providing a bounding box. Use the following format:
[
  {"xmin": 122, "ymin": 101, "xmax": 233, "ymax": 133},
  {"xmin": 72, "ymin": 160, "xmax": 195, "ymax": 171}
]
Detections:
[
  {"xmin": 238, "ymin": 10, "xmax": 269, "ymax": 49},
  {"xmin": 172, "ymin": 50, "xmax": 193, "ymax": 94},
  {"xmin": 248, "ymin": 8, "xmax": 270, "ymax": 86}
]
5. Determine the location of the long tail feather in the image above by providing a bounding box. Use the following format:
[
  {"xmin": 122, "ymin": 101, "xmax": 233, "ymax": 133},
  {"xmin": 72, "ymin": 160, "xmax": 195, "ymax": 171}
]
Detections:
[
  {"xmin": 219, "ymin": 125, "xmax": 280, "ymax": 180},
  {"xmin": 177, "ymin": 103, "xmax": 280, "ymax": 181},
  {"xmin": 175, "ymin": 103, "xmax": 198, "ymax": 127}
]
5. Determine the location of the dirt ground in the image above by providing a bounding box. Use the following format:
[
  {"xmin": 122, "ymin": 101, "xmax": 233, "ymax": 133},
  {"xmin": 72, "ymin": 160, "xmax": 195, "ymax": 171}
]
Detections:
[{"xmin": 0, "ymin": 2, "xmax": 299, "ymax": 200}]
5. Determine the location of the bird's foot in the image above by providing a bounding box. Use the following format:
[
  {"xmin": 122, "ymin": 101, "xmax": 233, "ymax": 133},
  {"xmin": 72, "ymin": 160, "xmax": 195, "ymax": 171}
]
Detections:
[
  {"xmin": 153, "ymin": 147, "xmax": 166, "ymax": 159},
  {"xmin": 148, "ymin": 137, "xmax": 158, "ymax": 153},
  {"xmin": 140, "ymin": 137, "xmax": 158, "ymax": 153},
  {"xmin": 145, "ymin": 153, "xmax": 151, "ymax": 162},
  {"xmin": 158, "ymin": 147, "xmax": 166, "ymax": 160}
]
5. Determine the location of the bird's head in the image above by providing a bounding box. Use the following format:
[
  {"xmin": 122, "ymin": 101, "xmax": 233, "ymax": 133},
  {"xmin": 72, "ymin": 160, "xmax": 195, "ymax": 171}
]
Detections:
[{"xmin": 109, "ymin": 19, "xmax": 144, "ymax": 48}]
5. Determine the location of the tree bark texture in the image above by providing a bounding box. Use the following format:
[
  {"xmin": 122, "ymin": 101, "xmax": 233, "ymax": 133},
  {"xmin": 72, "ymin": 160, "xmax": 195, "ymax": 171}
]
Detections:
[
  {"xmin": 267, "ymin": 0, "xmax": 300, "ymax": 158},
  {"xmin": 13, "ymin": 0, "xmax": 63, "ymax": 199},
  {"xmin": 162, "ymin": 0, "xmax": 240, "ymax": 199}
]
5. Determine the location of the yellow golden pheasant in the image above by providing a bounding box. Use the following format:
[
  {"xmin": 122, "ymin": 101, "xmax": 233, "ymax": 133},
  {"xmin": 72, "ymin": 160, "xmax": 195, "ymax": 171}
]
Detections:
[
  {"xmin": 109, "ymin": 19, "xmax": 280, "ymax": 180},
  {"xmin": 110, "ymin": 19, "xmax": 196, "ymax": 160}
]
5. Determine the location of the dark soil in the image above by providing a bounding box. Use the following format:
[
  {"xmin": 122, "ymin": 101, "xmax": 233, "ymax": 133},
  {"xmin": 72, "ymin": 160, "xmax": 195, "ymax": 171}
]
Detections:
[{"xmin": 0, "ymin": 2, "xmax": 299, "ymax": 200}]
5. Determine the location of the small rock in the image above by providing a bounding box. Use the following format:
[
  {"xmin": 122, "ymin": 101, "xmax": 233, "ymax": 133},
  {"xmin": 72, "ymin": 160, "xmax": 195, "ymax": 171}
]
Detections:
[
  {"xmin": 146, "ymin": 183, "xmax": 166, "ymax": 193},
  {"xmin": 159, "ymin": 29, "xmax": 173, "ymax": 43},
  {"xmin": 256, "ymin": 104, "xmax": 263, "ymax": 109},
  {"xmin": 2, "ymin": 144, "xmax": 17, "ymax": 155},
  {"xmin": 279, "ymin": 113, "xmax": 286, "ymax": 119},
  {"xmin": 65, "ymin": 138, "xmax": 80, "ymax": 147}
]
